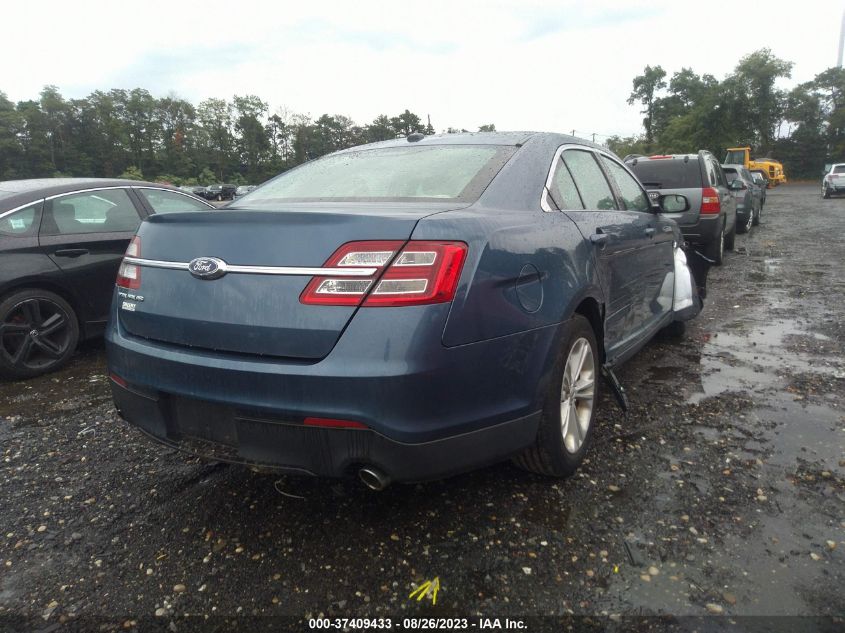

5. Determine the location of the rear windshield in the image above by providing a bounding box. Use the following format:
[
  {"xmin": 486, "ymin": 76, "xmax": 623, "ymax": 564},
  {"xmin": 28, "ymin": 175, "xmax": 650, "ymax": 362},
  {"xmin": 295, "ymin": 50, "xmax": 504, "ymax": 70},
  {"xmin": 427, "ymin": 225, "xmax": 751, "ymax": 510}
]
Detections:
[
  {"xmin": 627, "ymin": 159, "xmax": 702, "ymax": 189},
  {"xmin": 834, "ymin": 165, "xmax": 845, "ymax": 174},
  {"xmin": 724, "ymin": 168, "xmax": 739, "ymax": 182},
  {"xmin": 233, "ymin": 145, "xmax": 516, "ymax": 204}
]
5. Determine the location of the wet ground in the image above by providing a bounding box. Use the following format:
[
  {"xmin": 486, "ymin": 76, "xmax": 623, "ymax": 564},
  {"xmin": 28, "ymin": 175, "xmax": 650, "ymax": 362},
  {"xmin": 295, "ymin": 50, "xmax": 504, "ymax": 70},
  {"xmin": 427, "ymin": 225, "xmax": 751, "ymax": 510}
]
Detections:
[{"xmin": 1, "ymin": 184, "xmax": 843, "ymax": 629}]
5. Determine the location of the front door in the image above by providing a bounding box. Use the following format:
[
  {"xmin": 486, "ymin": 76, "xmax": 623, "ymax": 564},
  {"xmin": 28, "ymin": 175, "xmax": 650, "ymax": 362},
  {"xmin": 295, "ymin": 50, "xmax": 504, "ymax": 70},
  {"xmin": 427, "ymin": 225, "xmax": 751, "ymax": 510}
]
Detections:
[{"xmin": 38, "ymin": 188, "xmax": 143, "ymax": 323}]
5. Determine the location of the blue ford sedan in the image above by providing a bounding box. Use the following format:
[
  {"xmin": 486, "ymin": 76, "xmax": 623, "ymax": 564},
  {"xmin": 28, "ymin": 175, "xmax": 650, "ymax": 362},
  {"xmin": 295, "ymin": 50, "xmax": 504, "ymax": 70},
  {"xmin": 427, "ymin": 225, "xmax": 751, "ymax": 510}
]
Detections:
[{"xmin": 106, "ymin": 132, "xmax": 703, "ymax": 489}]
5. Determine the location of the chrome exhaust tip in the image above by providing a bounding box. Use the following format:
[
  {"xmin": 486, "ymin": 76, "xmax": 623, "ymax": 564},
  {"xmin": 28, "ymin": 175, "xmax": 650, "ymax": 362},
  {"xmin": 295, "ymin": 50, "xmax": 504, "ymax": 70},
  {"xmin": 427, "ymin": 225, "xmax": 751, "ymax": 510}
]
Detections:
[{"xmin": 358, "ymin": 467, "xmax": 390, "ymax": 491}]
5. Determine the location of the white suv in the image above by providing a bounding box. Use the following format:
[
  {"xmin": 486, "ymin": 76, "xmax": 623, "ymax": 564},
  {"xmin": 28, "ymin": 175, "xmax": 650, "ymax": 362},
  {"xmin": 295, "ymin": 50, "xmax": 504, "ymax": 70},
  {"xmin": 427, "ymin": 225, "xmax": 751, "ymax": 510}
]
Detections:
[{"xmin": 822, "ymin": 163, "xmax": 845, "ymax": 198}]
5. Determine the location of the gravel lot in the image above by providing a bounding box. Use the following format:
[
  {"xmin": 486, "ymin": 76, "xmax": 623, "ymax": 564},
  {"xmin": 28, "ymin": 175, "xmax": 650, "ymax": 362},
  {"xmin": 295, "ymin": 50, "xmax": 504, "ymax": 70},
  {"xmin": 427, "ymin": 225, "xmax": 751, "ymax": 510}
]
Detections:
[{"xmin": 1, "ymin": 184, "xmax": 843, "ymax": 629}]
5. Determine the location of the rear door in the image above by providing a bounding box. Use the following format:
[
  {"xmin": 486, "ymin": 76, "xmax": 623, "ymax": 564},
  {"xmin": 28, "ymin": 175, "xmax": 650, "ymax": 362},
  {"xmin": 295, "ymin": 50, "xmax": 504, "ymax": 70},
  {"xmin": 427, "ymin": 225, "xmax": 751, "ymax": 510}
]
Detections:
[
  {"xmin": 550, "ymin": 148, "xmax": 656, "ymax": 357},
  {"xmin": 599, "ymin": 154, "xmax": 675, "ymax": 335},
  {"xmin": 38, "ymin": 187, "xmax": 144, "ymax": 323}
]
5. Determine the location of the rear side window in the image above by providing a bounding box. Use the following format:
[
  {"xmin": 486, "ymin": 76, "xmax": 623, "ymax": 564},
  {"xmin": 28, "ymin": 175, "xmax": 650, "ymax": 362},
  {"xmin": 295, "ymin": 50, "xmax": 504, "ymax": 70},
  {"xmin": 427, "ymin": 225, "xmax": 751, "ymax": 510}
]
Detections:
[
  {"xmin": 549, "ymin": 160, "xmax": 584, "ymax": 210},
  {"xmin": 0, "ymin": 202, "xmax": 41, "ymax": 237},
  {"xmin": 138, "ymin": 188, "xmax": 211, "ymax": 214},
  {"xmin": 562, "ymin": 150, "xmax": 617, "ymax": 211},
  {"xmin": 628, "ymin": 159, "xmax": 703, "ymax": 189},
  {"xmin": 600, "ymin": 156, "xmax": 650, "ymax": 212},
  {"xmin": 234, "ymin": 145, "xmax": 516, "ymax": 205},
  {"xmin": 41, "ymin": 189, "xmax": 141, "ymax": 236}
]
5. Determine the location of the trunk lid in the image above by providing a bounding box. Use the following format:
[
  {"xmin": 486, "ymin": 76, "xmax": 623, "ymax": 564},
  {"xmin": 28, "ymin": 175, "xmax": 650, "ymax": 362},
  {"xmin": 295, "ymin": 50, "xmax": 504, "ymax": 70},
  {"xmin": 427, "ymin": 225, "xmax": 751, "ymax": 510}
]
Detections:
[{"xmin": 118, "ymin": 203, "xmax": 462, "ymax": 359}]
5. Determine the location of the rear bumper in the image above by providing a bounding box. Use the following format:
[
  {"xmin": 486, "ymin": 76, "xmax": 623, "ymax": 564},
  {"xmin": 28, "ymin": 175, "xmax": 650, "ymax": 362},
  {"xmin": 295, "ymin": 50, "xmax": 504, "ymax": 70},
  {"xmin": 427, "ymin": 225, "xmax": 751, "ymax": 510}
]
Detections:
[
  {"xmin": 110, "ymin": 381, "xmax": 540, "ymax": 481},
  {"xmin": 106, "ymin": 304, "xmax": 560, "ymax": 481},
  {"xmin": 736, "ymin": 204, "xmax": 752, "ymax": 221},
  {"xmin": 677, "ymin": 214, "xmax": 721, "ymax": 246}
]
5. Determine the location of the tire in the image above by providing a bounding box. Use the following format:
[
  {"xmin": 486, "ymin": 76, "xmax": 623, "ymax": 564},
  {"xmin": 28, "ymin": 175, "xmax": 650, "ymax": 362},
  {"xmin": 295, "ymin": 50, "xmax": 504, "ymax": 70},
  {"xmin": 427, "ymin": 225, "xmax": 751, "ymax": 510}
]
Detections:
[
  {"xmin": 752, "ymin": 202, "xmax": 761, "ymax": 226},
  {"xmin": 704, "ymin": 219, "xmax": 725, "ymax": 265},
  {"xmin": 0, "ymin": 289, "xmax": 79, "ymax": 380},
  {"xmin": 513, "ymin": 315, "xmax": 599, "ymax": 477},
  {"xmin": 662, "ymin": 320, "xmax": 686, "ymax": 338},
  {"xmin": 823, "ymin": 187, "xmax": 831, "ymax": 199},
  {"xmin": 216, "ymin": 194, "xmax": 223, "ymax": 202}
]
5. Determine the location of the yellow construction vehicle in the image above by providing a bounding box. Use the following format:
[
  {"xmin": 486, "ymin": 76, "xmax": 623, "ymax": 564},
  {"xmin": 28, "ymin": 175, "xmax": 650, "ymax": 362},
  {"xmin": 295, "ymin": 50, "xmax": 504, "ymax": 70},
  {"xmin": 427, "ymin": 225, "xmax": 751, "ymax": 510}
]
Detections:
[{"xmin": 723, "ymin": 147, "xmax": 786, "ymax": 187}]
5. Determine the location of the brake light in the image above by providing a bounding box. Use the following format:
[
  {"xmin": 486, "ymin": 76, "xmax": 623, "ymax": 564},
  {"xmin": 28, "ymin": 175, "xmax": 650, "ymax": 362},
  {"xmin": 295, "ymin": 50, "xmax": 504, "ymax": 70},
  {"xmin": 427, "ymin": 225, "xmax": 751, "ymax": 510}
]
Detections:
[
  {"xmin": 300, "ymin": 240, "xmax": 468, "ymax": 307},
  {"xmin": 303, "ymin": 417, "xmax": 367, "ymax": 429},
  {"xmin": 649, "ymin": 155, "xmax": 673, "ymax": 159},
  {"xmin": 116, "ymin": 236, "xmax": 141, "ymax": 289},
  {"xmin": 700, "ymin": 187, "xmax": 721, "ymax": 214}
]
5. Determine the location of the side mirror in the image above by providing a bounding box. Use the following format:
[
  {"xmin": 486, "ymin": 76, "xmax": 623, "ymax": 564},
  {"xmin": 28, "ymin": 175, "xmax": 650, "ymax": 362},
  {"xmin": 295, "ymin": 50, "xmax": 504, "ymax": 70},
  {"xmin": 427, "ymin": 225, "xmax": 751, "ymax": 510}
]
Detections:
[{"xmin": 657, "ymin": 193, "xmax": 689, "ymax": 213}]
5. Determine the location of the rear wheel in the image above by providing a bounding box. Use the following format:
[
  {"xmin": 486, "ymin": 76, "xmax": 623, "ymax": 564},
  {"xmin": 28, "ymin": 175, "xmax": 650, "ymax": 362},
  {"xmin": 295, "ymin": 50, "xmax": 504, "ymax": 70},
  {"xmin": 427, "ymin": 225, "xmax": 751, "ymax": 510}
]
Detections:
[
  {"xmin": 0, "ymin": 289, "xmax": 79, "ymax": 379},
  {"xmin": 823, "ymin": 186, "xmax": 831, "ymax": 199},
  {"xmin": 705, "ymin": 219, "xmax": 725, "ymax": 265},
  {"xmin": 514, "ymin": 315, "xmax": 598, "ymax": 477}
]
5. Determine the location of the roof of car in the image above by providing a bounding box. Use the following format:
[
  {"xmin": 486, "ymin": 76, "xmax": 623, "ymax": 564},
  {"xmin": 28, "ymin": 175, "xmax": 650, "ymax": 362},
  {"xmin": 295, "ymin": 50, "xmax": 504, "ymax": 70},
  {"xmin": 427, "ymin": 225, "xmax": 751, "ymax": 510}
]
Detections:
[
  {"xmin": 330, "ymin": 131, "xmax": 606, "ymax": 154},
  {"xmin": 624, "ymin": 153, "xmax": 710, "ymax": 165},
  {"xmin": 0, "ymin": 178, "xmax": 170, "ymax": 195},
  {"xmin": 0, "ymin": 178, "xmax": 179, "ymax": 211}
]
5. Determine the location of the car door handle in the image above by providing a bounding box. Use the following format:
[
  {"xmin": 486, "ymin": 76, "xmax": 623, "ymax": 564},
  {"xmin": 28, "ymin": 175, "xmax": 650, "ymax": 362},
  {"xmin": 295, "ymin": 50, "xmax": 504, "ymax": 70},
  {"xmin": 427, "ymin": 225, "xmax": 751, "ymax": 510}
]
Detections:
[
  {"xmin": 53, "ymin": 248, "xmax": 89, "ymax": 258},
  {"xmin": 590, "ymin": 233, "xmax": 609, "ymax": 245},
  {"xmin": 644, "ymin": 227, "xmax": 656, "ymax": 237}
]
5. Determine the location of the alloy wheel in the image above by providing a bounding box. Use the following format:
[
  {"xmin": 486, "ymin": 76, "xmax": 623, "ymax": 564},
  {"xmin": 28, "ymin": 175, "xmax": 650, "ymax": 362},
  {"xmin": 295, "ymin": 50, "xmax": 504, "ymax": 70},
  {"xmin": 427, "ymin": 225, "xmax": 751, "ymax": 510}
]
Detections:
[
  {"xmin": 559, "ymin": 337, "xmax": 596, "ymax": 454},
  {"xmin": 0, "ymin": 298, "xmax": 73, "ymax": 371}
]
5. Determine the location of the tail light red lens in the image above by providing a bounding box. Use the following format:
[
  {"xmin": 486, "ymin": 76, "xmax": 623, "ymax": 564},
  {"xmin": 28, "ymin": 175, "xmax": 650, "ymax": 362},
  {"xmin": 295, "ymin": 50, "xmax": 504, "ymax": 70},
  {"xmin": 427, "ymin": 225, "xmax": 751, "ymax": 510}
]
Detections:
[
  {"xmin": 300, "ymin": 240, "xmax": 468, "ymax": 307},
  {"xmin": 303, "ymin": 417, "xmax": 368, "ymax": 429},
  {"xmin": 700, "ymin": 187, "xmax": 721, "ymax": 215},
  {"xmin": 116, "ymin": 236, "xmax": 141, "ymax": 289}
]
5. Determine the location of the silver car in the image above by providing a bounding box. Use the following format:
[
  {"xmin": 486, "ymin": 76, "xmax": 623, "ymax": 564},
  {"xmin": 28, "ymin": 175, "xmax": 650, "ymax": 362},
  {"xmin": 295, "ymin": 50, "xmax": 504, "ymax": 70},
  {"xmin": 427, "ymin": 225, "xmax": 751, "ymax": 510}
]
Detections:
[{"xmin": 722, "ymin": 165, "xmax": 762, "ymax": 233}]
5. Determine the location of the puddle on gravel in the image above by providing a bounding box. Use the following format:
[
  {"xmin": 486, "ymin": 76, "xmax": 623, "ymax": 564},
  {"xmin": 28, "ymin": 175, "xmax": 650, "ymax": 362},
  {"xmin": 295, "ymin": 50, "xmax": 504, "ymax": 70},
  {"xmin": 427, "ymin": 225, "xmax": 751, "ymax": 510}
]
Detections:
[{"xmin": 686, "ymin": 318, "xmax": 840, "ymax": 405}]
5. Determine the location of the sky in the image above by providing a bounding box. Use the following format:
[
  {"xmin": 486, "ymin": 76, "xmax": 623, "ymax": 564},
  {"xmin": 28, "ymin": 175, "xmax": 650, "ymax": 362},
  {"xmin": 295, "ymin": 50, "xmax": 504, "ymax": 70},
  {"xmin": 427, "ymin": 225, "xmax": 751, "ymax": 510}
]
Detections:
[{"xmin": 2, "ymin": 0, "xmax": 842, "ymax": 140}]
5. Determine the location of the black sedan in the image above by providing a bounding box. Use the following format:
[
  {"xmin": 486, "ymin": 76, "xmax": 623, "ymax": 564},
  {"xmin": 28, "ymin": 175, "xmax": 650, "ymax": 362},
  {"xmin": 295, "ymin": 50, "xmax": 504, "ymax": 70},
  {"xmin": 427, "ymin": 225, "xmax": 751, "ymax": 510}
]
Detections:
[{"xmin": 0, "ymin": 178, "xmax": 214, "ymax": 379}]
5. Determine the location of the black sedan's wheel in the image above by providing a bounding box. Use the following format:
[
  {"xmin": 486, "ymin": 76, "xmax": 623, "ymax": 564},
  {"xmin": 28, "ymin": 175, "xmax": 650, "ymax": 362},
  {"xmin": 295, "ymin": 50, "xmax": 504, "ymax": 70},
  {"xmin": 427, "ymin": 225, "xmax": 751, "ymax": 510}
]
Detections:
[
  {"xmin": 0, "ymin": 289, "xmax": 79, "ymax": 379},
  {"xmin": 514, "ymin": 315, "xmax": 599, "ymax": 477}
]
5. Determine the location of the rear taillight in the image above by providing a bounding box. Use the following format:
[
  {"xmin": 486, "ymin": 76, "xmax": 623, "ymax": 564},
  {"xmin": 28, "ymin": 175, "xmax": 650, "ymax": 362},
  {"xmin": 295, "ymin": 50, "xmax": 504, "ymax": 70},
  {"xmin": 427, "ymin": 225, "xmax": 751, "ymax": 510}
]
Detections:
[
  {"xmin": 300, "ymin": 240, "xmax": 468, "ymax": 307},
  {"xmin": 303, "ymin": 417, "xmax": 367, "ymax": 429},
  {"xmin": 700, "ymin": 187, "xmax": 721, "ymax": 215},
  {"xmin": 116, "ymin": 236, "xmax": 141, "ymax": 289}
]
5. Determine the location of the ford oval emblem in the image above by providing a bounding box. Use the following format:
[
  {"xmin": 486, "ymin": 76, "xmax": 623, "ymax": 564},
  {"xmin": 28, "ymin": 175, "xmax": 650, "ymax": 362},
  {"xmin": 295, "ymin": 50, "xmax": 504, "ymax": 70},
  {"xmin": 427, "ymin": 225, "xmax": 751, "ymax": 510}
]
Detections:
[{"xmin": 188, "ymin": 257, "xmax": 227, "ymax": 280}]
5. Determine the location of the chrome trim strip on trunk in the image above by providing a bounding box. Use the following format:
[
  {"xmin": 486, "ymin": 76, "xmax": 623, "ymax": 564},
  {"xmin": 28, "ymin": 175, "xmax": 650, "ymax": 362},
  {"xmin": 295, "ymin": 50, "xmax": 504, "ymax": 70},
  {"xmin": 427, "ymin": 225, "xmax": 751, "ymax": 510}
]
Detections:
[{"xmin": 123, "ymin": 257, "xmax": 378, "ymax": 277}]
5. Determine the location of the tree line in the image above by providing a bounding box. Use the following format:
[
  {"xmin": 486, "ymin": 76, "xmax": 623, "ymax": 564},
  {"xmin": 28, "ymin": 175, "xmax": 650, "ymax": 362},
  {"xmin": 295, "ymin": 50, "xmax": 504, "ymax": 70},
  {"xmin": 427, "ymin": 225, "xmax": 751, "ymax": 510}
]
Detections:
[
  {"xmin": 0, "ymin": 87, "xmax": 493, "ymax": 185},
  {"xmin": 0, "ymin": 48, "xmax": 839, "ymax": 184},
  {"xmin": 611, "ymin": 48, "xmax": 844, "ymax": 179}
]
